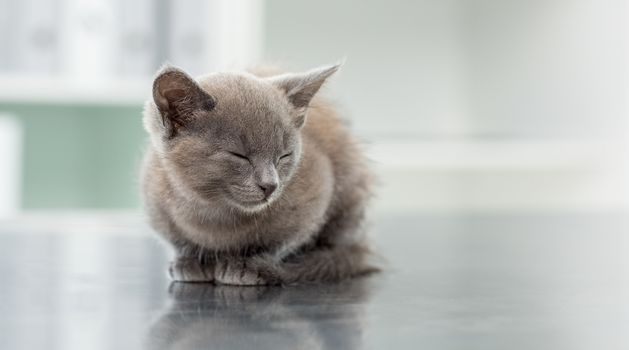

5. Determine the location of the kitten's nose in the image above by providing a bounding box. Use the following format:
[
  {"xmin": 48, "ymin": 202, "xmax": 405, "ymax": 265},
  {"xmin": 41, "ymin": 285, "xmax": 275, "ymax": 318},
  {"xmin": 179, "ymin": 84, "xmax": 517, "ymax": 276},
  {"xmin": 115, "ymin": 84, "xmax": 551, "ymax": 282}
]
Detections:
[{"xmin": 259, "ymin": 183, "xmax": 277, "ymax": 198}]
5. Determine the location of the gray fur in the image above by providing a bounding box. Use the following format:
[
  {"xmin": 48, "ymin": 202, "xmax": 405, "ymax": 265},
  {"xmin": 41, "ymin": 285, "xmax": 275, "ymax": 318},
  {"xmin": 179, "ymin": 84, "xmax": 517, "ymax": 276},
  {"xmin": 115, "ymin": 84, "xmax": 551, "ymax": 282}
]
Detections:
[{"xmin": 141, "ymin": 63, "xmax": 376, "ymax": 285}]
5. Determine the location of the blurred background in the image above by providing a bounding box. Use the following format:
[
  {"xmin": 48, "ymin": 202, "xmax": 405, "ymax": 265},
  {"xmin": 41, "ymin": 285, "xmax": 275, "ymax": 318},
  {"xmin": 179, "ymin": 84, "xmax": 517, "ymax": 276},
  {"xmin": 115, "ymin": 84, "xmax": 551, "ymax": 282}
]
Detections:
[{"xmin": 0, "ymin": 0, "xmax": 628, "ymax": 218}]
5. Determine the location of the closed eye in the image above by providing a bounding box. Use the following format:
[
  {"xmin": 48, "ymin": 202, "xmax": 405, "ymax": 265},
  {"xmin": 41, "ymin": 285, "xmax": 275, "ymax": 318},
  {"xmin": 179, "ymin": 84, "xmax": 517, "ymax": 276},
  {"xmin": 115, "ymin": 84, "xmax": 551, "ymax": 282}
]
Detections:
[
  {"xmin": 279, "ymin": 152, "xmax": 292, "ymax": 160},
  {"xmin": 228, "ymin": 151, "xmax": 249, "ymax": 161}
]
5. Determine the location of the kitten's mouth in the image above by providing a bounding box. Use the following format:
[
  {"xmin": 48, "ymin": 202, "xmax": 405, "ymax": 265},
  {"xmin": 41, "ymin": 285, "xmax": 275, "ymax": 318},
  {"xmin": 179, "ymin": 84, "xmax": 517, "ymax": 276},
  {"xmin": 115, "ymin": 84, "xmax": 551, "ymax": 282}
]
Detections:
[
  {"xmin": 241, "ymin": 199, "xmax": 267, "ymax": 206},
  {"xmin": 222, "ymin": 185, "xmax": 279, "ymax": 213}
]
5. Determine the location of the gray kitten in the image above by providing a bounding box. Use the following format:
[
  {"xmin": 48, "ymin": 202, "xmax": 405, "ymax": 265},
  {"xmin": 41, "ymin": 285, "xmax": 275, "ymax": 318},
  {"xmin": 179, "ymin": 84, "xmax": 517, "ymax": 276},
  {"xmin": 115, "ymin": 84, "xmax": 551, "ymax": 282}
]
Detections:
[{"xmin": 141, "ymin": 63, "xmax": 376, "ymax": 285}]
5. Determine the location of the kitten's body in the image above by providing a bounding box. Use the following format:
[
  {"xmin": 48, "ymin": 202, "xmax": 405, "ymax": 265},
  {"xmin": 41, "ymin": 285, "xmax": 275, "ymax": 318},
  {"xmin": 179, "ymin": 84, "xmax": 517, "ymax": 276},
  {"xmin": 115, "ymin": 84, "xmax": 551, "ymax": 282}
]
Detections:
[{"xmin": 141, "ymin": 64, "xmax": 375, "ymax": 285}]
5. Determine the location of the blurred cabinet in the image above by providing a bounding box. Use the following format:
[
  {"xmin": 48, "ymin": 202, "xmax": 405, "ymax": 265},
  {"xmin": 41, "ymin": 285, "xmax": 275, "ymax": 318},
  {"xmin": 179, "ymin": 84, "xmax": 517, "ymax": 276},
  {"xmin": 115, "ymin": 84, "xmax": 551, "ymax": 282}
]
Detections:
[{"xmin": 0, "ymin": 0, "xmax": 264, "ymax": 104}]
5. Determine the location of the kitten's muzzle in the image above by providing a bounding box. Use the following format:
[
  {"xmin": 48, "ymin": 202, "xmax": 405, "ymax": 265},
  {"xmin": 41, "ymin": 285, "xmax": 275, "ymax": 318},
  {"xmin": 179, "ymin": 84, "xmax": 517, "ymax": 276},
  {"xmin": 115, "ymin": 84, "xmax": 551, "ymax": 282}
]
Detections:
[{"xmin": 254, "ymin": 161, "xmax": 279, "ymax": 200}]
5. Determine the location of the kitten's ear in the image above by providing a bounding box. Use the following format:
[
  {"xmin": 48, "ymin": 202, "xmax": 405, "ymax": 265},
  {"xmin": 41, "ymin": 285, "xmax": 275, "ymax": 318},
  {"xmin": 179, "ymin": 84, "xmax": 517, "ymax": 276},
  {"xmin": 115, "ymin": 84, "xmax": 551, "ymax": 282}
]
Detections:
[
  {"xmin": 152, "ymin": 65, "xmax": 215, "ymax": 137},
  {"xmin": 270, "ymin": 63, "xmax": 341, "ymax": 128}
]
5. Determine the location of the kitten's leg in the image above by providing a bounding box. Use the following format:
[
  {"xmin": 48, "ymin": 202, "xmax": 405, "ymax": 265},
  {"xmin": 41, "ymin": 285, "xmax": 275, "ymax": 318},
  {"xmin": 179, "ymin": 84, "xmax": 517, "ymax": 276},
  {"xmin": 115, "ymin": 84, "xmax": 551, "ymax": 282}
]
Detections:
[
  {"xmin": 169, "ymin": 256, "xmax": 215, "ymax": 282},
  {"xmin": 207, "ymin": 244, "xmax": 378, "ymax": 285},
  {"xmin": 278, "ymin": 244, "xmax": 379, "ymax": 284},
  {"xmin": 218, "ymin": 203, "xmax": 377, "ymax": 285},
  {"xmin": 279, "ymin": 183, "xmax": 379, "ymax": 284},
  {"xmin": 168, "ymin": 242, "xmax": 276, "ymax": 285},
  {"xmin": 213, "ymin": 257, "xmax": 271, "ymax": 286},
  {"xmin": 153, "ymin": 213, "xmax": 215, "ymax": 282}
]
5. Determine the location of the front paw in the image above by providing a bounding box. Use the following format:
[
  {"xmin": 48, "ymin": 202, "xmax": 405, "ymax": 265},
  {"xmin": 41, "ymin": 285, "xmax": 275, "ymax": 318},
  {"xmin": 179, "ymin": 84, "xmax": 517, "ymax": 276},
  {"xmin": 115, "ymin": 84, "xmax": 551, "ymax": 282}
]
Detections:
[
  {"xmin": 214, "ymin": 259, "xmax": 270, "ymax": 286},
  {"xmin": 169, "ymin": 258, "xmax": 213, "ymax": 282}
]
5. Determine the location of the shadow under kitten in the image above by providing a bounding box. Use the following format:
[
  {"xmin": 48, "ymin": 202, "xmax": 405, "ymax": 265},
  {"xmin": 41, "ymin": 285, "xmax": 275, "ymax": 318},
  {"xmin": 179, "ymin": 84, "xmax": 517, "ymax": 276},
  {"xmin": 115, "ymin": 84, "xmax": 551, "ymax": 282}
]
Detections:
[{"xmin": 146, "ymin": 278, "xmax": 374, "ymax": 350}]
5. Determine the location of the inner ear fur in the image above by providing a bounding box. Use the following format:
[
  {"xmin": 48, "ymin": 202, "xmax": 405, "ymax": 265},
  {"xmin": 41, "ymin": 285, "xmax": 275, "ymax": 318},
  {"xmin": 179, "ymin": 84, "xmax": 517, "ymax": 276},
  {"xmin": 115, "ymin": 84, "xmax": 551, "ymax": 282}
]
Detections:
[{"xmin": 153, "ymin": 66, "xmax": 215, "ymax": 137}]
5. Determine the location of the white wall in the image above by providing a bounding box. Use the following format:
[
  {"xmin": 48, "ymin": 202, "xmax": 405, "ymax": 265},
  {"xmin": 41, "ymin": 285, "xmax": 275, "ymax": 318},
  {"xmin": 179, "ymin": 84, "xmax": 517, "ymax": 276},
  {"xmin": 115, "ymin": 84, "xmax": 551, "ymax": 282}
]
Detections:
[{"xmin": 264, "ymin": 0, "xmax": 627, "ymax": 140}]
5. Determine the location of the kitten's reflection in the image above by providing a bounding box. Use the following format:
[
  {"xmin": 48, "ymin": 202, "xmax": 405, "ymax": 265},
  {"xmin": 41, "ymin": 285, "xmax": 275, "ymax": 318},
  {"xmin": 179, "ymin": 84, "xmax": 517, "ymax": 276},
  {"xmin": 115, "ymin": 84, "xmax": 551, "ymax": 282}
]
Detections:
[{"xmin": 147, "ymin": 279, "xmax": 373, "ymax": 350}]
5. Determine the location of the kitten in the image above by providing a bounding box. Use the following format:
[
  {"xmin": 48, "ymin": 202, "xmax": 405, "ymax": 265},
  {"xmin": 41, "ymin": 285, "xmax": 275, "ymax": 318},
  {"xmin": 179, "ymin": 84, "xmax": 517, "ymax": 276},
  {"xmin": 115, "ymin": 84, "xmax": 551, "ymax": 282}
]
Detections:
[{"xmin": 141, "ymin": 63, "xmax": 376, "ymax": 285}]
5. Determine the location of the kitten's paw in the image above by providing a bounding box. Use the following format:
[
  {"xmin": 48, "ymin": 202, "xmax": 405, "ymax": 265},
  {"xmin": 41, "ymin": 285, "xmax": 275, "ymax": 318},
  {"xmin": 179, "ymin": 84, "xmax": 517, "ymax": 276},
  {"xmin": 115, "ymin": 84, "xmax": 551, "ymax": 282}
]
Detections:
[
  {"xmin": 169, "ymin": 258, "xmax": 213, "ymax": 282},
  {"xmin": 214, "ymin": 259, "xmax": 268, "ymax": 286}
]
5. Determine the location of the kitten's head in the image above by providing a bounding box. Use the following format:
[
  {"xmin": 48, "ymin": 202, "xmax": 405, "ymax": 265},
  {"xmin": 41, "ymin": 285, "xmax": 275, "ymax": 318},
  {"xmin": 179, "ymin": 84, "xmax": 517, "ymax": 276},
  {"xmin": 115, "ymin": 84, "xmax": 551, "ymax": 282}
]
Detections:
[{"xmin": 144, "ymin": 63, "xmax": 339, "ymax": 213}]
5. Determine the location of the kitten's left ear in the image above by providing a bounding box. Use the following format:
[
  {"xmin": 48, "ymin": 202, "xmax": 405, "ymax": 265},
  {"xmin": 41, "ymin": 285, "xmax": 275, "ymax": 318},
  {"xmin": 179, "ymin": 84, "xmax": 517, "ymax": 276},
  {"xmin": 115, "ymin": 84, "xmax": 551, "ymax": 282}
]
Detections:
[
  {"xmin": 152, "ymin": 65, "xmax": 215, "ymax": 137},
  {"xmin": 270, "ymin": 63, "xmax": 341, "ymax": 128}
]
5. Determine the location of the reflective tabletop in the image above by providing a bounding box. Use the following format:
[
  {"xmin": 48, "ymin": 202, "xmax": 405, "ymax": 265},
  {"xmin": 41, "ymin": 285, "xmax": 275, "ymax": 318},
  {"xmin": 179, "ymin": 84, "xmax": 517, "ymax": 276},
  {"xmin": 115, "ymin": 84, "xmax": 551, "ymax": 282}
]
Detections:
[{"xmin": 0, "ymin": 212, "xmax": 627, "ymax": 349}]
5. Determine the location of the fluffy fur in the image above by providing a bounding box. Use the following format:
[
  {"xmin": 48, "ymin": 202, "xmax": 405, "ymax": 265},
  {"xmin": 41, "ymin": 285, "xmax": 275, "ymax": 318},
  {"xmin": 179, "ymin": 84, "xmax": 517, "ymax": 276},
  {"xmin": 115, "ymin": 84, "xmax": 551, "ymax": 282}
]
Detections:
[{"xmin": 141, "ymin": 63, "xmax": 376, "ymax": 285}]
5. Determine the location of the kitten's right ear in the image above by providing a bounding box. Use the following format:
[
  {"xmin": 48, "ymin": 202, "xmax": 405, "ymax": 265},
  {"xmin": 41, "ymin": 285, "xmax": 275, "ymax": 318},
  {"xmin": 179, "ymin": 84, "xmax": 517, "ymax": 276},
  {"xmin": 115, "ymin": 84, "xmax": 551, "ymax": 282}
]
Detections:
[
  {"xmin": 152, "ymin": 65, "xmax": 215, "ymax": 137},
  {"xmin": 269, "ymin": 63, "xmax": 341, "ymax": 128}
]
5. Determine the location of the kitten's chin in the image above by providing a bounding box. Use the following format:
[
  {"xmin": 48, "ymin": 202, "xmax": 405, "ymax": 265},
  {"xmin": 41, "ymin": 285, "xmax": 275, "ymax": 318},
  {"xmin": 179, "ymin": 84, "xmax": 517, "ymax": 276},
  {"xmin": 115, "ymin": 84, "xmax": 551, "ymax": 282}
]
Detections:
[
  {"xmin": 223, "ymin": 195, "xmax": 274, "ymax": 214},
  {"xmin": 232, "ymin": 200, "xmax": 272, "ymax": 214},
  {"xmin": 237, "ymin": 202, "xmax": 271, "ymax": 214}
]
